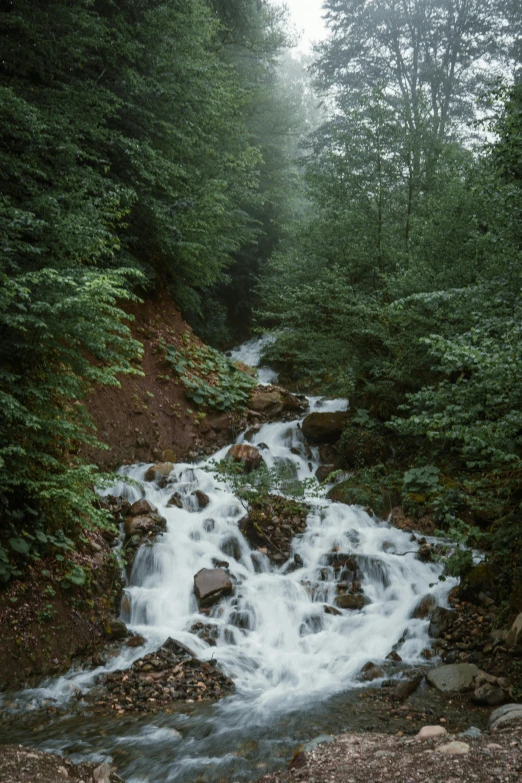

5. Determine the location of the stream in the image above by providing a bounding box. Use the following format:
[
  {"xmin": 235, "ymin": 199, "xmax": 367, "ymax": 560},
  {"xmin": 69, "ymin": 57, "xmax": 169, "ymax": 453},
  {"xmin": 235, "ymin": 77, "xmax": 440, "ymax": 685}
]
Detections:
[{"xmin": 0, "ymin": 338, "xmax": 460, "ymax": 782}]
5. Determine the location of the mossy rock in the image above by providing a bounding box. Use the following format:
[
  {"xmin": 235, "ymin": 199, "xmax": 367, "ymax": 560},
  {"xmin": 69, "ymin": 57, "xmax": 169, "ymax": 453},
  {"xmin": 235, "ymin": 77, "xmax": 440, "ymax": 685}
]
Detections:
[
  {"xmin": 327, "ymin": 479, "xmax": 393, "ymax": 517},
  {"xmin": 336, "ymin": 423, "xmax": 391, "ymax": 469},
  {"xmin": 459, "ymin": 562, "xmax": 496, "ymax": 603}
]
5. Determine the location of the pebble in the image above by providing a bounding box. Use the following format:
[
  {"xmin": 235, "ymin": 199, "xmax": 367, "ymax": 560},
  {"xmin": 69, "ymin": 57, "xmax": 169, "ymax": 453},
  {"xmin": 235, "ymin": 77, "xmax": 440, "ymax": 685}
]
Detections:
[
  {"xmin": 416, "ymin": 725, "xmax": 448, "ymax": 741},
  {"xmin": 437, "ymin": 741, "xmax": 470, "ymax": 755}
]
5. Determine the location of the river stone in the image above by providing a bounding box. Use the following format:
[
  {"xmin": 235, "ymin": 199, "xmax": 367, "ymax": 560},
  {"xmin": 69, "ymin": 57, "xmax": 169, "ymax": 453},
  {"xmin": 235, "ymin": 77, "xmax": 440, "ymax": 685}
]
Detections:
[
  {"xmin": 335, "ymin": 594, "xmax": 367, "ymax": 610},
  {"xmin": 488, "ymin": 703, "xmax": 522, "ymax": 731},
  {"xmin": 128, "ymin": 498, "xmax": 157, "ymax": 517},
  {"xmin": 126, "ymin": 634, "xmax": 147, "ymax": 648},
  {"xmin": 194, "ymin": 568, "xmax": 233, "ymax": 608},
  {"xmin": 460, "ymin": 726, "xmax": 482, "ymax": 739},
  {"xmin": 315, "ymin": 464, "xmax": 337, "ymax": 483},
  {"xmin": 428, "ymin": 606, "xmax": 455, "ymax": 638},
  {"xmin": 506, "ymin": 611, "xmax": 522, "ymax": 648},
  {"xmin": 412, "ymin": 593, "xmax": 437, "ymax": 619},
  {"xmin": 93, "ymin": 763, "xmax": 112, "ymax": 783},
  {"xmin": 167, "ymin": 492, "xmax": 183, "ymax": 508},
  {"xmin": 361, "ymin": 661, "xmax": 384, "ymax": 681},
  {"xmin": 416, "ymin": 725, "xmax": 447, "ymax": 741},
  {"xmin": 472, "ymin": 683, "xmax": 508, "ymax": 707},
  {"xmin": 225, "ymin": 443, "xmax": 263, "ymax": 473},
  {"xmin": 193, "ymin": 490, "xmax": 210, "ymax": 509},
  {"xmin": 144, "ymin": 461, "xmax": 174, "ymax": 483},
  {"xmin": 206, "ymin": 412, "xmax": 231, "ymax": 432},
  {"xmin": 426, "ymin": 663, "xmax": 479, "ymax": 692},
  {"xmin": 301, "ymin": 411, "xmax": 351, "ymax": 443},
  {"xmin": 437, "ymin": 741, "xmax": 470, "ymax": 756},
  {"xmin": 124, "ymin": 514, "xmax": 165, "ymax": 537}
]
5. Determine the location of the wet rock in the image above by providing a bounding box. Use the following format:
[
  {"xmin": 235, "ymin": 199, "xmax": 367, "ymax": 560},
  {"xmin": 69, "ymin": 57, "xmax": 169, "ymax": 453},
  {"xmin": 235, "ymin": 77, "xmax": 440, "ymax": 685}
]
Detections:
[
  {"xmin": 249, "ymin": 390, "xmax": 284, "ymax": 414},
  {"xmin": 239, "ymin": 494, "xmax": 308, "ymax": 563},
  {"xmin": 322, "ymin": 552, "xmax": 360, "ymax": 574},
  {"xmin": 220, "ymin": 535, "xmax": 242, "ymax": 562},
  {"xmin": 190, "ymin": 621, "xmax": 218, "ymax": 647},
  {"xmin": 393, "ymin": 673, "xmax": 423, "ymax": 702},
  {"xmin": 489, "ymin": 703, "xmax": 522, "ymax": 731},
  {"xmin": 411, "ymin": 593, "xmax": 437, "ymax": 619},
  {"xmin": 194, "ymin": 568, "xmax": 233, "ymax": 608},
  {"xmin": 437, "ymin": 741, "xmax": 470, "ymax": 755},
  {"xmin": 192, "ymin": 490, "xmax": 210, "ymax": 509},
  {"xmin": 460, "ymin": 726, "xmax": 482, "ymax": 739},
  {"xmin": 105, "ymin": 618, "xmax": 128, "ymax": 640},
  {"xmin": 472, "ymin": 683, "xmax": 508, "ymax": 706},
  {"xmin": 144, "ymin": 461, "xmax": 174, "ymax": 483},
  {"xmin": 324, "ymin": 604, "xmax": 342, "ymax": 616},
  {"xmin": 386, "ymin": 650, "xmax": 402, "ymax": 662},
  {"xmin": 506, "ymin": 612, "xmax": 522, "ymax": 649},
  {"xmin": 428, "ymin": 607, "xmax": 455, "ymax": 638},
  {"xmin": 426, "ymin": 662, "xmax": 479, "ymax": 692},
  {"xmin": 93, "ymin": 762, "xmax": 112, "ymax": 783},
  {"xmin": 417, "ymin": 543, "xmax": 433, "ymax": 562},
  {"xmin": 128, "ymin": 499, "xmax": 157, "ymax": 517},
  {"xmin": 126, "ymin": 635, "xmax": 147, "ymax": 648},
  {"xmin": 301, "ymin": 411, "xmax": 351, "ymax": 443},
  {"xmin": 335, "ymin": 594, "xmax": 367, "ymax": 610},
  {"xmin": 206, "ymin": 413, "xmax": 231, "ymax": 432},
  {"xmin": 360, "ymin": 661, "xmax": 384, "ymax": 681},
  {"xmin": 416, "ymin": 725, "xmax": 447, "ymax": 741},
  {"xmin": 315, "ymin": 464, "xmax": 337, "ymax": 483},
  {"xmin": 225, "ymin": 443, "xmax": 263, "ymax": 473},
  {"xmin": 167, "ymin": 492, "xmax": 183, "ymax": 508},
  {"xmin": 124, "ymin": 514, "xmax": 166, "ymax": 538}
]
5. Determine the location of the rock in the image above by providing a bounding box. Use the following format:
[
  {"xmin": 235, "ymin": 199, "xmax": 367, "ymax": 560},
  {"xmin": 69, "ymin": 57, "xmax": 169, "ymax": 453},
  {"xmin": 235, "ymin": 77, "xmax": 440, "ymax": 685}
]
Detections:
[
  {"xmin": 335, "ymin": 594, "xmax": 367, "ymax": 610},
  {"xmin": 206, "ymin": 413, "xmax": 231, "ymax": 432},
  {"xmin": 193, "ymin": 490, "xmax": 210, "ymax": 509},
  {"xmin": 472, "ymin": 683, "xmax": 507, "ymax": 706},
  {"xmin": 386, "ymin": 650, "xmax": 402, "ymax": 662},
  {"xmin": 126, "ymin": 635, "xmax": 147, "ymax": 648},
  {"xmin": 324, "ymin": 604, "xmax": 342, "ymax": 616},
  {"xmin": 249, "ymin": 390, "xmax": 284, "ymax": 414},
  {"xmin": 144, "ymin": 461, "xmax": 174, "ymax": 483},
  {"xmin": 426, "ymin": 663, "xmax": 479, "ymax": 692},
  {"xmin": 301, "ymin": 411, "xmax": 351, "ymax": 443},
  {"xmin": 460, "ymin": 726, "xmax": 482, "ymax": 739},
  {"xmin": 302, "ymin": 735, "xmax": 334, "ymax": 752},
  {"xmin": 225, "ymin": 443, "xmax": 263, "ymax": 473},
  {"xmin": 428, "ymin": 607, "xmax": 455, "ymax": 638},
  {"xmin": 194, "ymin": 568, "xmax": 233, "ymax": 608},
  {"xmin": 93, "ymin": 762, "xmax": 112, "ymax": 783},
  {"xmin": 167, "ymin": 492, "xmax": 183, "ymax": 508},
  {"xmin": 124, "ymin": 514, "xmax": 164, "ymax": 537},
  {"xmin": 416, "ymin": 725, "xmax": 448, "ymax": 741},
  {"xmin": 412, "ymin": 593, "xmax": 437, "ymax": 619},
  {"xmin": 105, "ymin": 618, "xmax": 128, "ymax": 640},
  {"xmin": 393, "ymin": 673, "xmax": 423, "ymax": 702},
  {"xmin": 162, "ymin": 448, "xmax": 177, "ymax": 463},
  {"xmin": 488, "ymin": 703, "xmax": 522, "ymax": 731},
  {"xmin": 360, "ymin": 661, "xmax": 384, "ymax": 681},
  {"xmin": 128, "ymin": 498, "xmax": 157, "ymax": 516},
  {"xmin": 315, "ymin": 464, "xmax": 337, "ymax": 483},
  {"xmin": 506, "ymin": 612, "xmax": 522, "ymax": 649},
  {"xmin": 417, "ymin": 543, "xmax": 433, "ymax": 562},
  {"xmin": 437, "ymin": 741, "xmax": 470, "ymax": 755}
]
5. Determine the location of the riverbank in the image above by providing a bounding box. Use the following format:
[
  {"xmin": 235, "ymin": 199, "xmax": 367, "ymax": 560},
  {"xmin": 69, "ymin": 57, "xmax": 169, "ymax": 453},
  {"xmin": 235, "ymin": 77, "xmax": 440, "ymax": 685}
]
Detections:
[{"xmin": 0, "ymin": 745, "xmax": 125, "ymax": 783}]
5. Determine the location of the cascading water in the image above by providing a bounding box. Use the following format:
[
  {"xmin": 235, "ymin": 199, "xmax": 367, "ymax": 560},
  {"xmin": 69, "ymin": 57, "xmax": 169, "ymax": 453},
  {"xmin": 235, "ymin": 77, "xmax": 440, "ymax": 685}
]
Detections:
[{"xmin": 0, "ymin": 338, "xmax": 456, "ymax": 783}]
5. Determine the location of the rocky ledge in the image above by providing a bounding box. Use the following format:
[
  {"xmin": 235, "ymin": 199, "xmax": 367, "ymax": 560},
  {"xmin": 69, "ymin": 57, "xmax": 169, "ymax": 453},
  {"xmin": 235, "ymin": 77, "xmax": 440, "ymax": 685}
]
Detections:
[{"xmin": 86, "ymin": 638, "xmax": 234, "ymax": 715}]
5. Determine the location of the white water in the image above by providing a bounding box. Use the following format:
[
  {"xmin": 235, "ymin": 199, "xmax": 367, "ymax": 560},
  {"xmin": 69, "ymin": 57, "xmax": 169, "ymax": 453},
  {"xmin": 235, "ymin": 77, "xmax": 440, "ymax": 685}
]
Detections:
[{"xmin": 4, "ymin": 339, "xmax": 455, "ymax": 779}]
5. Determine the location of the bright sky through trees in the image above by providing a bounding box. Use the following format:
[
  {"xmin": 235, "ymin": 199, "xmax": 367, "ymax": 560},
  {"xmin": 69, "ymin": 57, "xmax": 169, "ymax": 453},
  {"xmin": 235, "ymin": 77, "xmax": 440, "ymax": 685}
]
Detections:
[{"xmin": 283, "ymin": 0, "xmax": 326, "ymax": 52}]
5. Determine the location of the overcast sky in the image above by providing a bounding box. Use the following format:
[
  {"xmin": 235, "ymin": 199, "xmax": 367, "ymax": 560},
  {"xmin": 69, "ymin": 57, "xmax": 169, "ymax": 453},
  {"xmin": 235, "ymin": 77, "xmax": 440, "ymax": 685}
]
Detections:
[{"xmin": 283, "ymin": 0, "xmax": 327, "ymax": 53}]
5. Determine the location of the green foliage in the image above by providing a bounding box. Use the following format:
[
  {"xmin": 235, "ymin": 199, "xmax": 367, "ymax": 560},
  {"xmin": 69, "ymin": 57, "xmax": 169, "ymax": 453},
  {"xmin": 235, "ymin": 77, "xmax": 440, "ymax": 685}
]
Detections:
[
  {"xmin": 212, "ymin": 458, "xmax": 323, "ymax": 505},
  {"xmin": 164, "ymin": 335, "xmax": 257, "ymax": 412}
]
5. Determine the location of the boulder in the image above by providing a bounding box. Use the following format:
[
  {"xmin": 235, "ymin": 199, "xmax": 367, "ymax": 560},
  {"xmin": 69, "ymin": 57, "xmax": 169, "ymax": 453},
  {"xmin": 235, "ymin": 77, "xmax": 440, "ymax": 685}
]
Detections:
[
  {"xmin": 193, "ymin": 490, "xmax": 210, "ymax": 509},
  {"xmin": 506, "ymin": 612, "xmax": 522, "ymax": 649},
  {"xmin": 393, "ymin": 673, "xmax": 423, "ymax": 702},
  {"xmin": 225, "ymin": 443, "xmax": 263, "ymax": 473},
  {"xmin": 472, "ymin": 683, "xmax": 508, "ymax": 706},
  {"xmin": 428, "ymin": 606, "xmax": 455, "ymax": 638},
  {"xmin": 335, "ymin": 594, "xmax": 367, "ymax": 610},
  {"xmin": 167, "ymin": 492, "xmax": 183, "ymax": 508},
  {"xmin": 488, "ymin": 703, "xmax": 522, "ymax": 731},
  {"xmin": 206, "ymin": 413, "xmax": 231, "ymax": 432},
  {"xmin": 315, "ymin": 464, "xmax": 338, "ymax": 483},
  {"xmin": 426, "ymin": 663, "xmax": 479, "ymax": 692},
  {"xmin": 249, "ymin": 390, "xmax": 284, "ymax": 414},
  {"xmin": 105, "ymin": 618, "xmax": 128, "ymax": 640},
  {"xmin": 360, "ymin": 661, "xmax": 384, "ymax": 681},
  {"xmin": 144, "ymin": 461, "xmax": 174, "ymax": 483},
  {"xmin": 128, "ymin": 498, "xmax": 157, "ymax": 517},
  {"xmin": 194, "ymin": 568, "xmax": 233, "ymax": 608},
  {"xmin": 123, "ymin": 514, "xmax": 166, "ymax": 538},
  {"xmin": 416, "ymin": 725, "xmax": 447, "ymax": 741},
  {"xmin": 301, "ymin": 411, "xmax": 351, "ymax": 443},
  {"xmin": 412, "ymin": 594, "xmax": 437, "ymax": 619},
  {"xmin": 126, "ymin": 635, "xmax": 147, "ymax": 648}
]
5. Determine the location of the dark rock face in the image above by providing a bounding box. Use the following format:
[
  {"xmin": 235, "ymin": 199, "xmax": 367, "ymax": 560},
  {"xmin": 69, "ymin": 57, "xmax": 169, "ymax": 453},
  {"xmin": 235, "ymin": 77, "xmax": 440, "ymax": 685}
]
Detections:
[
  {"xmin": 193, "ymin": 490, "xmax": 210, "ymax": 509},
  {"xmin": 392, "ymin": 673, "xmax": 423, "ymax": 702},
  {"xmin": 315, "ymin": 464, "xmax": 338, "ymax": 483},
  {"xmin": 225, "ymin": 443, "xmax": 263, "ymax": 473},
  {"xmin": 412, "ymin": 594, "xmax": 437, "ymax": 619},
  {"xmin": 428, "ymin": 607, "xmax": 455, "ymax": 638},
  {"xmin": 193, "ymin": 568, "xmax": 233, "ymax": 608},
  {"xmin": 472, "ymin": 683, "xmax": 508, "ymax": 706},
  {"xmin": 301, "ymin": 411, "xmax": 351, "ymax": 443},
  {"xmin": 105, "ymin": 618, "xmax": 128, "ymax": 640},
  {"xmin": 167, "ymin": 492, "xmax": 183, "ymax": 508},
  {"xmin": 123, "ymin": 514, "xmax": 166, "ymax": 538},
  {"xmin": 129, "ymin": 499, "xmax": 157, "ymax": 516},
  {"xmin": 360, "ymin": 661, "xmax": 384, "ymax": 681},
  {"xmin": 249, "ymin": 390, "xmax": 284, "ymax": 414}
]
